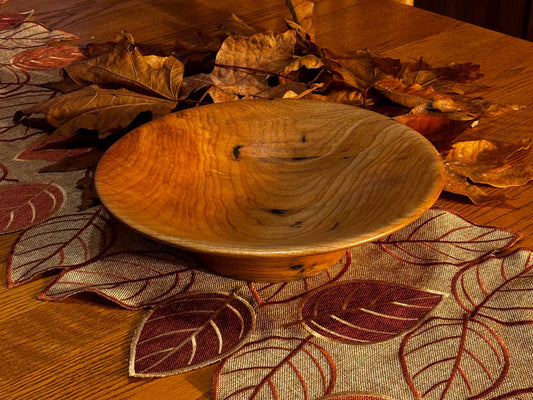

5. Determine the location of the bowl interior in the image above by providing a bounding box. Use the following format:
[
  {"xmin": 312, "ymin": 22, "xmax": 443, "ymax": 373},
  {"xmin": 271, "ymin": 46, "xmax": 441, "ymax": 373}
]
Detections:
[{"xmin": 95, "ymin": 99, "xmax": 444, "ymax": 257}]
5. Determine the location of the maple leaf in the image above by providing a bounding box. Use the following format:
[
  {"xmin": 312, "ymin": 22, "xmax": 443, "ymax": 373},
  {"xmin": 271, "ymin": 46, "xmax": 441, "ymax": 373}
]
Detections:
[{"xmin": 63, "ymin": 31, "xmax": 184, "ymax": 101}]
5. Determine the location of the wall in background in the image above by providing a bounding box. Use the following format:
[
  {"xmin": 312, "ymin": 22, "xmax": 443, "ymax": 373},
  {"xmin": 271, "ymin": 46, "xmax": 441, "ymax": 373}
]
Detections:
[{"xmin": 414, "ymin": 0, "xmax": 533, "ymax": 40}]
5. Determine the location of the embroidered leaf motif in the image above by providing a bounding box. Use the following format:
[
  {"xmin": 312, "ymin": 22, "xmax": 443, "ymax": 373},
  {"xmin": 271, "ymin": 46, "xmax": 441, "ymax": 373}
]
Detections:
[
  {"xmin": 212, "ymin": 335, "xmax": 336, "ymax": 400},
  {"xmin": 400, "ymin": 316, "xmax": 509, "ymax": 399},
  {"xmin": 15, "ymin": 133, "xmax": 94, "ymax": 162},
  {"xmin": 377, "ymin": 208, "xmax": 520, "ymax": 266},
  {"xmin": 453, "ymin": 249, "xmax": 533, "ymax": 325},
  {"xmin": 7, "ymin": 207, "xmax": 114, "ymax": 286},
  {"xmin": 40, "ymin": 250, "xmax": 199, "ymax": 309},
  {"xmin": 299, "ymin": 281, "xmax": 443, "ymax": 344},
  {"xmin": 130, "ymin": 291, "xmax": 255, "ymax": 377},
  {"xmin": 248, "ymin": 251, "xmax": 351, "ymax": 306},
  {"xmin": 0, "ymin": 11, "xmax": 33, "ymax": 30},
  {"xmin": 0, "ymin": 182, "xmax": 65, "ymax": 234},
  {"xmin": 318, "ymin": 394, "xmax": 398, "ymax": 400},
  {"xmin": 11, "ymin": 45, "xmax": 86, "ymax": 70}
]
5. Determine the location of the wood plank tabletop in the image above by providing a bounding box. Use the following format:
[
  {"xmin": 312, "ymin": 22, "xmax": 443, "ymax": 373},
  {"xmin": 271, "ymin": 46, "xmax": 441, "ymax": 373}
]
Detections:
[{"xmin": 1, "ymin": 0, "xmax": 532, "ymax": 399}]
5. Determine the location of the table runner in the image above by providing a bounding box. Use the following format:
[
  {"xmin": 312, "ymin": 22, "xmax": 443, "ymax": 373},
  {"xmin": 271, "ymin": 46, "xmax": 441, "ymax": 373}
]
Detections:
[{"xmin": 2, "ymin": 13, "xmax": 533, "ymax": 400}]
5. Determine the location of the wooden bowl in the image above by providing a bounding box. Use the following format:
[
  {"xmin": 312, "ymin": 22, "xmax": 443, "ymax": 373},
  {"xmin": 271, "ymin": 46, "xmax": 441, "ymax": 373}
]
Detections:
[{"xmin": 95, "ymin": 99, "xmax": 444, "ymax": 282}]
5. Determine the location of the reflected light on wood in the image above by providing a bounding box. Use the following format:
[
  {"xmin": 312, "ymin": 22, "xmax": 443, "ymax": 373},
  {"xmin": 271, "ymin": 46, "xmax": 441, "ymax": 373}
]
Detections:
[{"xmin": 95, "ymin": 99, "xmax": 444, "ymax": 281}]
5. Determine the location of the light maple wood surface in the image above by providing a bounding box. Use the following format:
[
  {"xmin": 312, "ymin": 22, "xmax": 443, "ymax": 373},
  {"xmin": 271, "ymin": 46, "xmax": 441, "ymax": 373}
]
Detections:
[
  {"xmin": 95, "ymin": 100, "xmax": 444, "ymax": 281},
  {"xmin": 1, "ymin": 0, "xmax": 532, "ymax": 399}
]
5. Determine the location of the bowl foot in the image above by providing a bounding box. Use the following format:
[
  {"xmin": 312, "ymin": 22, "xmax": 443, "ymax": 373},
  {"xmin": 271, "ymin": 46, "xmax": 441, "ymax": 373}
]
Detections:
[{"xmin": 196, "ymin": 250, "xmax": 347, "ymax": 282}]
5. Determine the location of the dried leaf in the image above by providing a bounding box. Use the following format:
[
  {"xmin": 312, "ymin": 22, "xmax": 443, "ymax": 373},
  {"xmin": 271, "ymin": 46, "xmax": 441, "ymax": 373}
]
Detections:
[
  {"xmin": 443, "ymin": 164, "xmax": 508, "ymax": 205},
  {"xmin": 64, "ymin": 31, "xmax": 184, "ymax": 101},
  {"xmin": 212, "ymin": 336, "xmax": 336, "ymax": 399},
  {"xmin": 374, "ymin": 77, "xmax": 461, "ymax": 112},
  {"xmin": 130, "ymin": 291, "xmax": 255, "ymax": 376},
  {"xmin": 323, "ymin": 50, "xmax": 400, "ymax": 91},
  {"xmin": 22, "ymin": 85, "xmax": 177, "ymax": 138},
  {"xmin": 400, "ymin": 316, "xmax": 509, "ymax": 399},
  {"xmin": 453, "ymin": 249, "xmax": 533, "ymax": 325},
  {"xmin": 444, "ymin": 139, "xmax": 533, "ymax": 187},
  {"xmin": 220, "ymin": 14, "xmax": 256, "ymax": 37},
  {"xmin": 209, "ymin": 30, "xmax": 297, "ymax": 99},
  {"xmin": 299, "ymin": 281, "xmax": 443, "ymax": 343},
  {"xmin": 40, "ymin": 250, "xmax": 199, "ymax": 309},
  {"xmin": 15, "ymin": 132, "xmax": 95, "ymax": 162},
  {"xmin": 0, "ymin": 182, "xmax": 65, "ymax": 235},
  {"xmin": 285, "ymin": 0, "xmax": 315, "ymax": 40},
  {"xmin": 7, "ymin": 207, "xmax": 115, "ymax": 286},
  {"xmin": 377, "ymin": 208, "xmax": 519, "ymax": 266},
  {"xmin": 38, "ymin": 147, "xmax": 105, "ymax": 172}
]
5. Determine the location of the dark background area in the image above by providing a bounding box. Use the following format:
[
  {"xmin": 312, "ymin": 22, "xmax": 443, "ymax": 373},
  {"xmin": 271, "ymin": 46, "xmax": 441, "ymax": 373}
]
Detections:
[{"xmin": 414, "ymin": 0, "xmax": 533, "ymax": 40}]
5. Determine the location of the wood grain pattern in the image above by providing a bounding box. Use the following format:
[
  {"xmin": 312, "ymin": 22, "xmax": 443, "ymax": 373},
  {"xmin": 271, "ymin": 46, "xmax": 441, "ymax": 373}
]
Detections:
[
  {"xmin": 95, "ymin": 100, "xmax": 444, "ymax": 281},
  {"xmin": 0, "ymin": 0, "xmax": 532, "ymax": 399}
]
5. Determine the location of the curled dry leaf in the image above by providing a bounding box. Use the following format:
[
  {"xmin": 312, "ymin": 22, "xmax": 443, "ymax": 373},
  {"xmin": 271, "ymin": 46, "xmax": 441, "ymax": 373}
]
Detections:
[
  {"xmin": 444, "ymin": 139, "xmax": 533, "ymax": 188},
  {"xmin": 374, "ymin": 77, "xmax": 461, "ymax": 112},
  {"xmin": 443, "ymin": 165, "xmax": 508, "ymax": 205},
  {"xmin": 64, "ymin": 31, "xmax": 184, "ymax": 101},
  {"xmin": 285, "ymin": 0, "xmax": 315, "ymax": 40}
]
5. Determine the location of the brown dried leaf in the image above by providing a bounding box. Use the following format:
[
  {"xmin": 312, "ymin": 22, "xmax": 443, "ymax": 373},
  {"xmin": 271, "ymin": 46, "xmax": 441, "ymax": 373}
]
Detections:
[
  {"xmin": 220, "ymin": 14, "xmax": 256, "ymax": 37},
  {"xmin": 443, "ymin": 139, "xmax": 533, "ymax": 188},
  {"xmin": 285, "ymin": 0, "xmax": 315, "ymax": 41},
  {"xmin": 209, "ymin": 30, "xmax": 297, "ymax": 99},
  {"xmin": 323, "ymin": 50, "xmax": 400, "ymax": 91},
  {"xmin": 374, "ymin": 77, "xmax": 461, "ymax": 112},
  {"xmin": 23, "ymin": 85, "xmax": 177, "ymax": 138},
  {"xmin": 64, "ymin": 31, "xmax": 184, "ymax": 101},
  {"xmin": 443, "ymin": 165, "xmax": 507, "ymax": 205}
]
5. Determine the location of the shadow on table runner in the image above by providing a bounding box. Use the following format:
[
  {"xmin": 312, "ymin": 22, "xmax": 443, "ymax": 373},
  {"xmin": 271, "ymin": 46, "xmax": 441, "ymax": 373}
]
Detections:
[{"xmin": 2, "ymin": 12, "xmax": 533, "ymax": 400}]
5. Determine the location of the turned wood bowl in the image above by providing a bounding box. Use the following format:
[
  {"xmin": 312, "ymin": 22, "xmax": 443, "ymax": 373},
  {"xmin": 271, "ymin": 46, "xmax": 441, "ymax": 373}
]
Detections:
[{"xmin": 95, "ymin": 99, "xmax": 444, "ymax": 282}]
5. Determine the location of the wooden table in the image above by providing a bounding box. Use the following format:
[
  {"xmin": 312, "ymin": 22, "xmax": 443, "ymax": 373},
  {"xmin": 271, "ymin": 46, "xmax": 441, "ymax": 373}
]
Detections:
[{"xmin": 1, "ymin": 0, "xmax": 532, "ymax": 399}]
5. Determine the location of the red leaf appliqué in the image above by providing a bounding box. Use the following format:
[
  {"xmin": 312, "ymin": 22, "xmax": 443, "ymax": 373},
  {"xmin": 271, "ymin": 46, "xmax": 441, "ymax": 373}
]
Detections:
[
  {"xmin": 400, "ymin": 315, "xmax": 509, "ymax": 399},
  {"xmin": 212, "ymin": 335, "xmax": 336, "ymax": 400},
  {"xmin": 40, "ymin": 250, "xmax": 199, "ymax": 309},
  {"xmin": 11, "ymin": 45, "xmax": 86, "ymax": 70},
  {"xmin": 130, "ymin": 290, "xmax": 255, "ymax": 376},
  {"xmin": 377, "ymin": 209, "xmax": 519, "ymax": 267},
  {"xmin": 298, "ymin": 280, "xmax": 443, "ymax": 344},
  {"xmin": 0, "ymin": 11, "xmax": 33, "ymax": 30},
  {"xmin": 0, "ymin": 182, "xmax": 64, "ymax": 234}
]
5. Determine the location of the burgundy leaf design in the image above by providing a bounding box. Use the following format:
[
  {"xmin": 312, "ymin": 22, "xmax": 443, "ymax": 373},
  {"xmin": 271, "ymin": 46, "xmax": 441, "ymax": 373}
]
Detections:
[
  {"xmin": 11, "ymin": 45, "xmax": 86, "ymax": 70},
  {"xmin": 7, "ymin": 207, "xmax": 115, "ymax": 286},
  {"xmin": 130, "ymin": 290, "xmax": 255, "ymax": 377},
  {"xmin": 488, "ymin": 388, "xmax": 533, "ymax": 399},
  {"xmin": 0, "ymin": 162, "xmax": 17, "ymax": 183},
  {"xmin": 453, "ymin": 249, "xmax": 533, "ymax": 325},
  {"xmin": 318, "ymin": 394, "xmax": 397, "ymax": 400},
  {"xmin": 377, "ymin": 208, "xmax": 520, "ymax": 267},
  {"xmin": 0, "ymin": 182, "xmax": 65, "ymax": 234},
  {"xmin": 248, "ymin": 251, "xmax": 351, "ymax": 306},
  {"xmin": 400, "ymin": 315, "xmax": 509, "ymax": 399},
  {"xmin": 212, "ymin": 335, "xmax": 336, "ymax": 400},
  {"xmin": 298, "ymin": 280, "xmax": 443, "ymax": 344},
  {"xmin": 0, "ymin": 11, "xmax": 33, "ymax": 30},
  {"xmin": 40, "ymin": 249, "xmax": 199, "ymax": 309}
]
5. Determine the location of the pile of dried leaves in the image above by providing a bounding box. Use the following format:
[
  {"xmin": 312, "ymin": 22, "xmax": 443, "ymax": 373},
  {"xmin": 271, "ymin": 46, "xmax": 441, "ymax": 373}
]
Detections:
[{"xmin": 16, "ymin": 0, "xmax": 532, "ymax": 208}]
